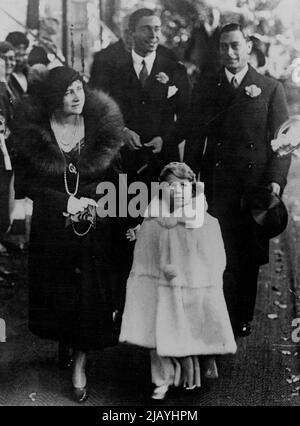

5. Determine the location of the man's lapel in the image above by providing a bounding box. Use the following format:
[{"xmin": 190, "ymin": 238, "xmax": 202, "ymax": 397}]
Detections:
[
  {"xmin": 215, "ymin": 65, "xmax": 261, "ymax": 113},
  {"xmin": 231, "ymin": 65, "xmax": 261, "ymax": 105},
  {"xmin": 121, "ymin": 52, "xmax": 141, "ymax": 89},
  {"xmin": 144, "ymin": 54, "xmax": 169, "ymax": 97},
  {"xmin": 215, "ymin": 69, "xmax": 236, "ymax": 109}
]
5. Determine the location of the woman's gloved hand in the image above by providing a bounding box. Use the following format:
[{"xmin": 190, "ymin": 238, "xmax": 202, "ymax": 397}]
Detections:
[{"xmin": 67, "ymin": 196, "xmax": 98, "ymax": 216}]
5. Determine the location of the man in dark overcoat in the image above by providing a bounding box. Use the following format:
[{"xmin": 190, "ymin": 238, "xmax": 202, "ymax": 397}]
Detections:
[
  {"xmin": 185, "ymin": 23, "xmax": 291, "ymax": 337},
  {"xmin": 92, "ymin": 8, "xmax": 191, "ymax": 184}
]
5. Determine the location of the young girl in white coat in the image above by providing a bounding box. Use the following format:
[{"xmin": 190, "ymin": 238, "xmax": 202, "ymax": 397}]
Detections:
[{"xmin": 119, "ymin": 162, "xmax": 236, "ymax": 400}]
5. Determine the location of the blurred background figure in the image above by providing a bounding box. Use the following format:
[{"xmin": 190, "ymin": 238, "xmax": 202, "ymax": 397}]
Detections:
[
  {"xmin": 27, "ymin": 17, "xmax": 65, "ymax": 71},
  {"xmin": 2, "ymin": 33, "xmax": 32, "ymax": 253},
  {"xmin": 28, "ymin": 46, "xmax": 50, "ymax": 68},
  {"xmin": 249, "ymin": 35, "xmax": 267, "ymax": 75},
  {"xmin": 184, "ymin": 7, "xmax": 221, "ymax": 82},
  {"xmin": 0, "ymin": 41, "xmax": 16, "ymax": 272},
  {"xmin": 5, "ymin": 31, "xmax": 29, "ymax": 100}
]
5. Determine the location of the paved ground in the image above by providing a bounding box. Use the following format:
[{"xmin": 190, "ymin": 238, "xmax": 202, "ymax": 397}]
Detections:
[{"xmin": 1, "ymin": 161, "xmax": 300, "ymax": 406}]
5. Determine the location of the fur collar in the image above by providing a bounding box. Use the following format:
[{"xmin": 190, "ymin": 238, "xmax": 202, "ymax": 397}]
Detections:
[{"xmin": 12, "ymin": 89, "xmax": 124, "ymax": 178}]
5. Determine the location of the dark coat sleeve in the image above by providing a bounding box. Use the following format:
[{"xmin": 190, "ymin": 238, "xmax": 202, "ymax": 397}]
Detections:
[
  {"xmin": 13, "ymin": 153, "xmax": 69, "ymax": 213},
  {"xmin": 89, "ymin": 51, "xmax": 112, "ymax": 92},
  {"xmin": 161, "ymin": 63, "xmax": 192, "ymax": 148},
  {"xmin": 0, "ymin": 83, "xmax": 11, "ymax": 125},
  {"xmin": 183, "ymin": 79, "xmax": 208, "ymax": 174},
  {"xmin": 264, "ymin": 81, "xmax": 291, "ymax": 190}
]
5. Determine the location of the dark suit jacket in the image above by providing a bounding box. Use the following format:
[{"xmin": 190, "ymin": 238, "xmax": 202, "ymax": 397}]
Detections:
[
  {"xmin": 184, "ymin": 65, "xmax": 291, "ymax": 264},
  {"xmin": 8, "ymin": 73, "xmax": 27, "ymax": 102},
  {"xmin": 89, "ymin": 40, "xmax": 128, "ymax": 92},
  {"xmin": 89, "ymin": 40, "xmax": 178, "ymax": 92},
  {"xmin": 185, "ymin": 65, "xmax": 290, "ymax": 206},
  {"xmin": 93, "ymin": 49, "xmax": 191, "ymax": 180}
]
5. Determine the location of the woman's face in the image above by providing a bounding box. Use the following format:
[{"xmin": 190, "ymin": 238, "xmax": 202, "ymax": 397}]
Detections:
[
  {"xmin": 62, "ymin": 80, "xmax": 85, "ymax": 116},
  {"xmin": 162, "ymin": 174, "xmax": 193, "ymax": 209}
]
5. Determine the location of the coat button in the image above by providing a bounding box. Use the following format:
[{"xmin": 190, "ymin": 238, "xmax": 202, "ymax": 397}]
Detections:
[
  {"xmin": 247, "ymin": 143, "xmax": 255, "ymax": 150},
  {"xmin": 217, "ymin": 141, "xmax": 223, "ymax": 148},
  {"xmin": 215, "ymin": 161, "xmax": 221, "ymax": 167},
  {"xmin": 247, "ymin": 162, "xmax": 255, "ymax": 169}
]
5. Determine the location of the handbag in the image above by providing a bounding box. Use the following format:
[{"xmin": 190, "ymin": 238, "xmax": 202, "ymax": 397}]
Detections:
[{"xmin": 65, "ymin": 205, "xmax": 97, "ymax": 236}]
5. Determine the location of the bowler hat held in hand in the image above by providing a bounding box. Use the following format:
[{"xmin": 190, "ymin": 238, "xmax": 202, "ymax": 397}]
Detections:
[{"xmin": 241, "ymin": 186, "xmax": 288, "ymax": 239}]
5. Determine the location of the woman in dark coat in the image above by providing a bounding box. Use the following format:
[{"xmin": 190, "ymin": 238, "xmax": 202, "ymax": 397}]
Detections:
[{"xmin": 11, "ymin": 66, "xmax": 124, "ymax": 402}]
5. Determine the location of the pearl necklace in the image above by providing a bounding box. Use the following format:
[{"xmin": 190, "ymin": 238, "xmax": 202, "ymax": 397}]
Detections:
[
  {"xmin": 51, "ymin": 115, "xmax": 94, "ymax": 236},
  {"xmin": 50, "ymin": 115, "xmax": 84, "ymax": 152}
]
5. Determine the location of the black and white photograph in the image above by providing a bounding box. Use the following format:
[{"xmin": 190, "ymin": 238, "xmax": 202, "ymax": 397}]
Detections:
[{"xmin": 0, "ymin": 0, "xmax": 300, "ymax": 409}]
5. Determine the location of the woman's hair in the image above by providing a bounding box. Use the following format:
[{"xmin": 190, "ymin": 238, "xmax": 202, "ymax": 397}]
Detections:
[
  {"xmin": 0, "ymin": 41, "xmax": 14, "ymax": 55},
  {"xmin": 35, "ymin": 66, "xmax": 83, "ymax": 116}
]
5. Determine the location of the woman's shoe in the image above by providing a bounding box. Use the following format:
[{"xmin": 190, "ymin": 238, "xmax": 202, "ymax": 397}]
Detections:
[
  {"xmin": 72, "ymin": 386, "xmax": 88, "ymax": 403},
  {"xmin": 202, "ymin": 357, "xmax": 218, "ymax": 379}
]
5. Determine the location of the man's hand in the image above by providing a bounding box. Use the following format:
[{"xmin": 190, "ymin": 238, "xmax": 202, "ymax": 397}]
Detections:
[
  {"xmin": 123, "ymin": 127, "xmax": 142, "ymax": 151},
  {"xmin": 144, "ymin": 136, "xmax": 163, "ymax": 154},
  {"xmin": 268, "ymin": 182, "xmax": 281, "ymax": 196},
  {"xmin": 0, "ymin": 58, "xmax": 6, "ymax": 82}
]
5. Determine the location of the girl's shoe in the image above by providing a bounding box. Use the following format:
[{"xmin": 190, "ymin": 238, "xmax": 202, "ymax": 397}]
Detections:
[
  {"xmin": 72, "ymin": 386, "xmax": 88, "ymax": 403},
  {"xmin": 151, "ymin": 384, "xmax": 169, "ymax": 400},
  {"xmin": 184, "ymin": 384, "xmax": 197, "ymax": 391}
]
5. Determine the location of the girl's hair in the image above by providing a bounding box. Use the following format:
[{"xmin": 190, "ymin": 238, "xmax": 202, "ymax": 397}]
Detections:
[
  {"xmin": 159, "ymin": 162, "xmax": 197, "ymax": 197},
  {"xmin": 159, "ymin": 162, "xmax": 196, "ymax": 183}
]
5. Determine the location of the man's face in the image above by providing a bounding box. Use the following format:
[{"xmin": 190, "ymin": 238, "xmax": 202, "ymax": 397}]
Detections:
[
  {"xmin": 14, "ymin": 44, "xmax": 28, "ymax": 71},
  {"xmin": 132, "ymin": 15, "xmax": 161, "ymax": 57},
  {"xmin": 219, "ymin": 30, "xmax": 252, "ymax": 74}
]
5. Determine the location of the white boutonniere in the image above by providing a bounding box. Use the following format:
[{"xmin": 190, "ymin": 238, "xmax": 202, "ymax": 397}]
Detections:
[
  {"xmin": 245, "ymin": 85, "xmax": 262, "ymax": 98},
  {"xmin": 167, "ymin": 85, "xmax": 178, "ymax": 99},
  {"xmin": 156, "ymin": 72, "xmax": 169, "ymax": 84}
]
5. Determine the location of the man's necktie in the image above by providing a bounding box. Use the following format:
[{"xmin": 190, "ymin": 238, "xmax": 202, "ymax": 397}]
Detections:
[
  {"xmin": 231, "ymin": 76, "xmax": 239, "ymax": 89},
  {"xmin": 139, "ymin": 60, "xmax": 149, "ymax": 87}
]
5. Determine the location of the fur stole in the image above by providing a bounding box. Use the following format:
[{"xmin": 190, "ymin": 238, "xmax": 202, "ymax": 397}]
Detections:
[{"xmin": 11, "ymin": 89, "xmax": 124, "ymax": 178}]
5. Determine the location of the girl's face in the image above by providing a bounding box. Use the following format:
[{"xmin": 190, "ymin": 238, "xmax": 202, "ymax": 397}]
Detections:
[
  {"xmin": 162, "ymin": 174, "xmax": 193, "ymax": 209},
  {"xmin": 62, "ymin": 80, "xmax": 85, "ymax": 116}
]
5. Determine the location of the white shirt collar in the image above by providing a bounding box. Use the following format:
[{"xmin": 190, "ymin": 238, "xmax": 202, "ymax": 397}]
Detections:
[
  {"xmin": 225, "ymin": 64, "xmax": 249, "ymax": 87},
  {"xmin": 12, "ymin": 72, "xmax": 28, "ymax": 93},
  {"xmin": 132, "ymin": 49, "xmax": 156, "ymax": 78}
]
